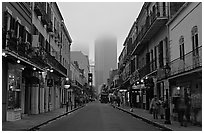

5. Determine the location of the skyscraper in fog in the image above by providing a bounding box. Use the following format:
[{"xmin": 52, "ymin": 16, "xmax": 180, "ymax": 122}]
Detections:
[{"xmin": 95, "ymin": 35, "xmax": 117, "ymax": 94}]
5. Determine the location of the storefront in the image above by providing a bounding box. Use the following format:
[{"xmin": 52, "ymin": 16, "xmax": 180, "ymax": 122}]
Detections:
[
  {"xmin": 131, "ymin": 83, "xmax": 146, "ymax": 109},
  {"xmin": 169, "ymin": 71, "xmax": 202, "ymax": 124},
  {"xmin": 7, "ymin": 63, "xmax": 25, "ymax": 121}
]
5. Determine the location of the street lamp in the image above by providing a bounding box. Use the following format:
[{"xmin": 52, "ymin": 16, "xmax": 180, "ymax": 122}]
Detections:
[
  {"xmin": 64, "ymin": 78, "xmax": 71, "ymax": 112},
  {"xmin": 130, "ymin": 83, "xmax": 137, "ymax": 112},
  {"xmin": 163, "ymin": 63, "xmax": 171, "ymax": 124}
]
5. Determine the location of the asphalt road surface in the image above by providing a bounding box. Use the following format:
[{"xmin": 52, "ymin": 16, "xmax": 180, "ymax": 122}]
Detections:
[{"xmin": 39, "ymin": 101, "xmax": 162, "ymax": 131}]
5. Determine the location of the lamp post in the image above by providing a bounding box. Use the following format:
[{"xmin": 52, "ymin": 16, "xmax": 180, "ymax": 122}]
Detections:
[
  {"xmin": 64, "ymin": 77, "xmax": 71, "ymax": 112},
  {"xmin": 164, "ymin": 64, "xmax": 171, "ymax": 124},
  {"xmin": 130, "ymin": 83, "xmax": 137, "ymax": 112}
]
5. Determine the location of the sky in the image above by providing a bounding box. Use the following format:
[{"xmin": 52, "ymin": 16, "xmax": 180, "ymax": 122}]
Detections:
[{"xmin": 58, "ymin": 2, "xmax": 143, "ymax": 63}]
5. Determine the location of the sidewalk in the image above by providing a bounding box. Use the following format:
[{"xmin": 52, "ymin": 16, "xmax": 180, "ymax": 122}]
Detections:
[
  {"xmin": 2, "ymin": 105, "xmax": 85, "ymax": 131},
  {"xmin": 112, "ymin": 104, "xmax": 202, "ymax": 131}
]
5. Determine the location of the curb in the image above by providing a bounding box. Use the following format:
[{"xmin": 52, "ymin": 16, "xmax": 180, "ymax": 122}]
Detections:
[
  {"xmin": 28, "ymin": 105, "xmax": 85, "ymax": 131},
  {"xmin": 111, "ymin": 104, "xmax": 173, "ymax": 131}
]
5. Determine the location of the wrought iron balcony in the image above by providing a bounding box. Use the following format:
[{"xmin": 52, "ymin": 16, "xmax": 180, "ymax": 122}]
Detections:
[
  {"xmin": 34, "ymin": 2, "xmax": 43, "ymax": 16},
  {"xmin": 29, "ymin": 47, "xmax": 47, "ymax": 68},
  {"xmin": 138, "ymin": 60, "xmax": 157, "ymax": 78},
  {"xmin": 4, "ymin": 33, "xmax": 32, "ymax": 58},
  {"xmin": 18, "ymin": 41, "xmax": 31, "ymax": 57},
  {"xmin": 169, "ymin": 46, "xmax": 202, "ymax": 76},
  {"xmin": 6, "ymin": 36, "xmax": 18, "ymax": 52},
  {"xmin": 41, "ymin": 13, "xmax": 49, "ymax": 26},
  {"xmin": 46, "ymin": 52, "xmax": 67, "ymax": 76},
  {"xmin": 132, "ymin": 6, "xmax": 168, "ymax": 55},
  {"xmin": 47, "ymin": 22, "xmax": 53, "ymax": 32},
  {"xmin": 143, "ymin": 6, "xmax": 168, "ymax": 42}
]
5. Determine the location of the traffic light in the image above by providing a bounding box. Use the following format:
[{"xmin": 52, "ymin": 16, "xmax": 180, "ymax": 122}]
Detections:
[{"xmin": 88, "ymin": 73, "xmax": 93, "ymax": 85}]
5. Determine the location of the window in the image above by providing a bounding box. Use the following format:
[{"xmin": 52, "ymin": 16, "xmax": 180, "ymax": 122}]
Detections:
[
  {"xmin": 8, "ymin": 63, "xmax": 22, "ymax": 109},
  {"xmin": 163, "ymin": 2, "xmax": 166, "ymax": 16},
  {"xmin": 150, "ymin": 49, "xmax": 154, "ymax": 70},
  {"xmin": 39, "ymin": 33, "xmax": 44, "ymax": 48},
  {"xmin": 159, "ymin": 41, "xmax": 164, "ymax": 67},
  {"xmin": 154, "ymin": 46, "xmax": 157, "ymax": 68},
  {"xmin": 179, "ymin": 36, "xmax": 185, "ymax": 60},
  {"xmin": 14, "ymin": 20, "xmax": 20, "ymax": 38},
  {"xmin": 192, "ymin": 26, "xmax": 199, "ymax": 56},
  {"xmin": 4, "ymin": 11, "xmax": 11, "ymax": 31}
]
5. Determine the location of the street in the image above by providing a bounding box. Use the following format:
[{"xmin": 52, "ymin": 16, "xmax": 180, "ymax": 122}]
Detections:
[{"xmin": 39, "ymin": 101, "xmax": 162, "ymax": 131}]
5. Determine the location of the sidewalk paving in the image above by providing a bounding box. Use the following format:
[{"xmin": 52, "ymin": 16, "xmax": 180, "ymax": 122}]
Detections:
[
  {"xmin": 2, "ymin": 105, "xmax": 85, "ymax": 131},
  {"xmin": 112, "ymin": 104, "xmax": 202, "ymax": 131}
]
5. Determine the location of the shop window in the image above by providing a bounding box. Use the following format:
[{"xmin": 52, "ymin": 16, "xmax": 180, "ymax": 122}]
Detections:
[
  {"xmin": 8, "ymin": 64, "xmax": 22, "ymax": 109},
  {"xmin": 158, "ymin": 41, "xmax": 164, "ymax": 68}
]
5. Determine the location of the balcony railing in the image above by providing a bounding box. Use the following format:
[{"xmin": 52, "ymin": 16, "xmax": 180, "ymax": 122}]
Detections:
[
  {"xmin": 138, "ymin": 60, "xmax": 157, "ymax": 78},
  {"xmin": 34, "ymin": 2, "xmax": 43, "ymax": 16},
  {"xmin": 4, "ymin": 34, "xmax": 33, "ymax": 58},
  {"xmin": 30, "ymin": 47, "xmax": 47, "ymax": 68},
  {"xmin": 46, "ymin": 52, "xmax": 67, "ymax": 76},
  {"xmin": 47, "ymin": 21, "xmax": 53, "ymax": 32},
  {"xmin": 169, "ymin": 46, "xmax": 202, "ymax": 76},
  {"xmin": 132, "ymin": 6, "xmax": 168, "ymax": 55},
  {"xmin": 41, "ymin": 13, "xmax": 49, "ymax": 25}
]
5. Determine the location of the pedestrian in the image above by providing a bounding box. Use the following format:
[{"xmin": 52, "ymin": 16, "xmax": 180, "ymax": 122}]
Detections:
[
  {"xmin": 150, "ymin": 96, "xmax": 159, "ymax": 119},
  {"xmin": 185, "ymin": 96, "xmax": 191, "ymax": 123},
  {"xmin": 158, "ymin": 97, "xmax": 165, "ymax": 119},
  {"xmin": 177, "ymin": 96, "xmax": 187, "ymax": 126}
]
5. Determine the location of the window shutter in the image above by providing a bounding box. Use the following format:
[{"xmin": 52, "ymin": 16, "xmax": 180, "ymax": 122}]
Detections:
[
  {"xmin": 14, "ymin": 20, "xmax": 18, "ymax": 37},
  {"xmin": 3, "ymin": 11, "xmax": 8, "ymax": 31},
  {"xmin": 10, "ymin": 16, "xmax": 15, "ymax": 30},
  {"xmin": 28, "ymin": 33, "xmax": 31, "ymax": 44}
]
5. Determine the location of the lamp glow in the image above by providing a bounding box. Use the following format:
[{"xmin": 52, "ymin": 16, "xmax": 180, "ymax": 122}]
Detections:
[
  {"xmin": 2, "ymin": 52, "xmax": 7, "ymax": 57},
  {"xmin": 64, "ymin": 84, "xmax": 70, "ymax": 89}
]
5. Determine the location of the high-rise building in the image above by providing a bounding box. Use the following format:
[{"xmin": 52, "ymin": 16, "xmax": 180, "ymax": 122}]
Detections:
[{"xmin": 95, "ymin": 35, "xmax": 117, "ymax": 94}]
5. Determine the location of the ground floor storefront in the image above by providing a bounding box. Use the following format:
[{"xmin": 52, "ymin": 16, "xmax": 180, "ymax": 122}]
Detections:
[
  {"xmin": 169, "ymin": 70, "xmax": 202, "ymax": 125},
  {"xmin": 2, "ymin": 57, "xmax": 67, "ymax": 122}
]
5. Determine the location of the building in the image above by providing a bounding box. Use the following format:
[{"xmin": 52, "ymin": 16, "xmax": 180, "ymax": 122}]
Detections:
[
  {"xmin": 2, "ymin": 2, "xmax": 33, "ymax": 122},
  {"xmin": 167, "ymin": 2, "xmax": 202, "ymax": 124},
  {"xmin": 118, "ymin": 2, "xmax": 202, "ymax": 124},
  {"xmin": 31, "ymin": 2, "xmax": 69, "ymax": 113},
  {"xmin": 70, "ymin": 61, "xmax": 86, "ymax": 107},
  {"xmin": 70, "ymin": 51, "xmax": 90, "ymax": 82},
  {"xmin": 60, "ymin": 21, "xmax": 72, "ymax": 106},
  {"xmin": 95, "ymin": 35, "xmax": 117, "ymax": 94},
  {"xmin": 2, "ymin": 2, "xmax": 72, "ymax": 122}
]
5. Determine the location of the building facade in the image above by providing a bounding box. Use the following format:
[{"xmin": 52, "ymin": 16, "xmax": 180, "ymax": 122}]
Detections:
[
  {"xmin": 167, "ymin": 2, "xmax": 202, "ymax": 124},
  {"xmin": 2, "ymin": 2, "xmax": 72, "ymax": 122},
  {"xmin": 118, "ymin": 2, "xmax": 202, "ymax": 124},
  {"xmin": 70, "ymin": 51, "xmax": 90, "ymax": 81},
  {"xmin": 70, "ymin": 61, "xmax": 86, "ymax": 107}
]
